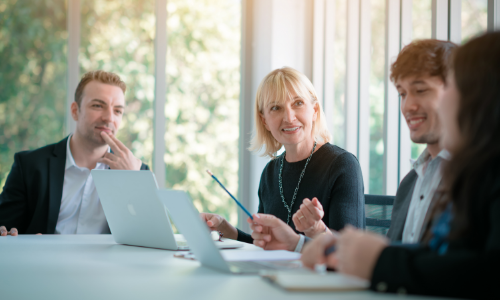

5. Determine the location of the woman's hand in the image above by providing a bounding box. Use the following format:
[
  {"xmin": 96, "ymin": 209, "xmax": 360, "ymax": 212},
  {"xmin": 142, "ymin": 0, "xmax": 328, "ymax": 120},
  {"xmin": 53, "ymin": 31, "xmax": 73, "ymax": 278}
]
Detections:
[
  {"xmin": 333, "ymin": 226, "xmax": 389, "ymax": 280},
  {"xmin": 248, "ymin": 214, "xmax": 300, "ymax": 251},
  {"xmin": 199, "ymin": 213, "xmax": 238, "ymax": 240},
  {"xmin": 292, "ymin": 197, "xmax": 327, "ymax": 237}
]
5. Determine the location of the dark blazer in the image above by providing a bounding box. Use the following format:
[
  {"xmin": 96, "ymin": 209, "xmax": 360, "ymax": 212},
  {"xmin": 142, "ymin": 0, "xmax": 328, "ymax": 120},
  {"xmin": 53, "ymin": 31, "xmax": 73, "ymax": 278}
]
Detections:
[
  {"xmin": 371, "ymin": 194, "xmax": 500, "ymax": 299},
  {"xmin": 386, "ymin": 170, "xmax": 418, "ymax": 241},
  {"xmin": 0, "ymin": 136, "xmax": 149, "ymax": 234}
]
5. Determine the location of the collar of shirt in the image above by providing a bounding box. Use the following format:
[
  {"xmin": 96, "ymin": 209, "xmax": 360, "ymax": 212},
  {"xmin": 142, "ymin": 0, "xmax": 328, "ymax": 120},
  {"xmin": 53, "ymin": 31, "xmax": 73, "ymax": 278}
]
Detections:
[
  {"xmin": 65, "ymin": 134, "xmax": 110, "ymax": 171},
  {"xmin": 412, "ymin": 148, "xmax": 450, "ymax": 177}
]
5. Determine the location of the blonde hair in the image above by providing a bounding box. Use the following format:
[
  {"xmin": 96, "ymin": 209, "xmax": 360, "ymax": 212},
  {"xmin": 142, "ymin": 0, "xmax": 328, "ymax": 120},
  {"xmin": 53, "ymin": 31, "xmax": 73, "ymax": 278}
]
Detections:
[{"xmin": 249, "ymin": 67, "xmax": 331, "ymax": 158}]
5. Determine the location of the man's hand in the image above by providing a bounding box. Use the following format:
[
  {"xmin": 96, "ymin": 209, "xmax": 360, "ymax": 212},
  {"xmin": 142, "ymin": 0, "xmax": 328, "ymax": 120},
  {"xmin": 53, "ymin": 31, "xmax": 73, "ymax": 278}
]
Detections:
[
  {"xmin": 0, "ymin": 226, "xmax": 18, "ymax": 236},
  {"xmin": 247, "ymin": 214, "xmax": 300, "ymax": 251},
  {"xmin": 292, "ymin": 197, "xmax": 327, "ymax": 237},
  {"xmin": 200, "ymin": 213, "xmax": 238, "ymax": 240},
  {"xmin": 98, "ymin": 131, "xmax": 142, "ymax": 170},
  {"xmin": 301, "ymin": 231, "xmax": 338, "ymax": 269},
  {"xmin": 332, "ymin": 226, "xmax": 388, "ymax": 280}
]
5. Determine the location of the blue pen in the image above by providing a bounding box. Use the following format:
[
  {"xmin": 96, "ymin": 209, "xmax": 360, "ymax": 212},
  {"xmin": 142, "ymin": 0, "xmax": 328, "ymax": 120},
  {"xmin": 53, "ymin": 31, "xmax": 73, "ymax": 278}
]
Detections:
[{"xmin": 206, "ymin": 169, "xmax": 254, "ymax": 220}]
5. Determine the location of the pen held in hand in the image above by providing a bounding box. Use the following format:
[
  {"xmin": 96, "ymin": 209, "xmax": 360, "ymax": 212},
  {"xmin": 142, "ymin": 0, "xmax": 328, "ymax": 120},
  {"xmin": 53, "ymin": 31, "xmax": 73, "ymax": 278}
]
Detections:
[{"xmin": 206, "ymin": 169, "xmax": 254, "ymax": 220}]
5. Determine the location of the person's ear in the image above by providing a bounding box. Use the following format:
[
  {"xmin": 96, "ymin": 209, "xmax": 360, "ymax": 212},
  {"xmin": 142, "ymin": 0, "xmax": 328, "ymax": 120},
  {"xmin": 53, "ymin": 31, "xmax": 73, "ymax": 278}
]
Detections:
[
  {"xmin": 260, "ymin": 113, "xmax": 270, "ymax": 131},
  {"xmin": 71, "ymin": 102, "xmax": 80, "ymax": 121},
  {"xmin": 312, "ymin": 102, "xmax": 319, "ymax": 122}
]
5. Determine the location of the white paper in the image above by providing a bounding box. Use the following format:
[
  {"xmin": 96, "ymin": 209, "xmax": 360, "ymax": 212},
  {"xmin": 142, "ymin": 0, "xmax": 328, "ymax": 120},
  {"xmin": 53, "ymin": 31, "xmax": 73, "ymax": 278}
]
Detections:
[
  {"xmin": 262, "ymin": 272, "xmax": 369, "ymax": 291},
  {"xmin": 221, "ymin": 250, "xmax": 301, "ymax": 261}
]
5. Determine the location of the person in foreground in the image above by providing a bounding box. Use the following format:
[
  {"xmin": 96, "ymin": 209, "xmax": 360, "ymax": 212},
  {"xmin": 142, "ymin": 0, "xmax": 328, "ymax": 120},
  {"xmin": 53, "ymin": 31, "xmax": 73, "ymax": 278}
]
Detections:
[
  {"xmin": 0, "ymin": 70, "xmax": 149, "ymax": 236},
  {"xmin": 301, "ymin": 31, "xmax": 500, "ymax": 299},
  {"xmin": 387, "ymin": 39, "xmax": 456, "ymax": 243},
  {"xmin": 201, "ymin": 67, "xmax": 365, "ymax": 245}
]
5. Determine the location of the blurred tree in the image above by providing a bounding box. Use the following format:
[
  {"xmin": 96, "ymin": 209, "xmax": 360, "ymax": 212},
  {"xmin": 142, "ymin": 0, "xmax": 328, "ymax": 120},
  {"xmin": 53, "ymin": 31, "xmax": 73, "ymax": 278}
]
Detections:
[
  {"xmin": 0, "ymin": 0, "xmax": 241, "ymax": 228},
  {"xmin": 80, "ymin": 0, "xmax": 155, "ymax": 168},
  {"xmin": 165, "ymin": 0, "xmax": 240, "ymax": 224},
  {"xmin": 0, "ymin": 0, "xmax": 67, "ymax": 189}
]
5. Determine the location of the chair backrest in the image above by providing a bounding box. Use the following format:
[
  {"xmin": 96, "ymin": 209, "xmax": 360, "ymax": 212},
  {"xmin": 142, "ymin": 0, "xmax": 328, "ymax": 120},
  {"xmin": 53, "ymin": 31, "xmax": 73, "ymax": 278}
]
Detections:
[{"xmin": 365, "ymin": 194, "xmax": 395, "ymax": 235}]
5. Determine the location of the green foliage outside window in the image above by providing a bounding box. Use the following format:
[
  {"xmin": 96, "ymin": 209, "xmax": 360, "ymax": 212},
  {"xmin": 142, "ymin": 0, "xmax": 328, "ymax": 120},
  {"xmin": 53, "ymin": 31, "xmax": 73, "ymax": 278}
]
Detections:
[
  {"xmin": 0, "ymin": 0, "xmax": 67, "ymax": 189},
  {"xmin": 0, "ymin": 0, "xmax": 241, "ymax": 226}
]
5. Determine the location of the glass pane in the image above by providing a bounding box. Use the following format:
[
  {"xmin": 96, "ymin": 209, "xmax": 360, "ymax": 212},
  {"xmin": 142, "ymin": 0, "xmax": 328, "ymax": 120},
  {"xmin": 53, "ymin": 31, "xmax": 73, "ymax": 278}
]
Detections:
[
  {"xmin": 410, "ymin": 0, "xmax": 432, "ymax": 161},
  {"xmin": 80, "ymin": 0, "xmax": 155, "ymax": 168},
  {"xmin": 369, "ymin": 0, "xmax": 386, "ymax": 195},
  {"xmin": 165, "ymin": 0, "xmax": 241, "ymax": 224},
  {"xmin": 462, "ymin": 0, "xmax": 488, "ymax": 43},
  {"xmin": 412, "ymin": 0, "xmax": 432, "ymax": 41},
  {"xmin": 333, "ymin": 0, "xmax": 347, "ymax": 148},
  {"xmin": 0, "ymin": 0, "xmax": 67, "ymax": 189}
]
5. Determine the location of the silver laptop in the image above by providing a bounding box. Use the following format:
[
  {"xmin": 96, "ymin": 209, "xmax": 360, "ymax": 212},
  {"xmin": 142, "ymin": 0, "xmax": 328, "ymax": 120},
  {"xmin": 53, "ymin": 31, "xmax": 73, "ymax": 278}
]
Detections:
[
  {"xmin": 91, "ymin": 170, "xmax": 243, "ymax": 250},
  {"xmin": 156, "ymin": 189, "xmax": 305, "ymax": 274}
]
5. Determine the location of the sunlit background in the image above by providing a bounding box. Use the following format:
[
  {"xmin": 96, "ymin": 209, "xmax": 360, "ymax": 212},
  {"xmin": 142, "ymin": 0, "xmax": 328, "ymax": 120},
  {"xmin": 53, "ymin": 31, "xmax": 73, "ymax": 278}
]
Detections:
[{"xmin": 0, "ymin": 0, "xmax": 492, "ymax": 233}]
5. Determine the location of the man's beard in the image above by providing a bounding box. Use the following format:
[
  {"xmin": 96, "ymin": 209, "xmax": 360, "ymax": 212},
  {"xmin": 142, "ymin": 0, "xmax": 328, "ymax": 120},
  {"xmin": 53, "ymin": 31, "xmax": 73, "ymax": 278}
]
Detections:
[{"xmin": 411, "ymin": 131, "xmax": 440, "ymax": 145}]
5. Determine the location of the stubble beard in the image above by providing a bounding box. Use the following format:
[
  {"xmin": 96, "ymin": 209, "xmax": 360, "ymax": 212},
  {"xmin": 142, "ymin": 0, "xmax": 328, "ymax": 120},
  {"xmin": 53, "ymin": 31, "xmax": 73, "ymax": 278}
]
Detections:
[{"xmin": 411, "ymin": 130, "xmax": 440, "ymax": 145}]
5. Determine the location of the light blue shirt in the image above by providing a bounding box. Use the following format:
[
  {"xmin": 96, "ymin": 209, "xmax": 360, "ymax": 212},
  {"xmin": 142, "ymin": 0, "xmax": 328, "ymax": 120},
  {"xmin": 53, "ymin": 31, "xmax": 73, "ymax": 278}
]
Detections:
[
  {"xmin": 402, "ymin": 148, "xmax": 450, "ymax": 243},
  {"xmin": 54, "ymin": 135, "xmax": 111, "ymax": 234}
]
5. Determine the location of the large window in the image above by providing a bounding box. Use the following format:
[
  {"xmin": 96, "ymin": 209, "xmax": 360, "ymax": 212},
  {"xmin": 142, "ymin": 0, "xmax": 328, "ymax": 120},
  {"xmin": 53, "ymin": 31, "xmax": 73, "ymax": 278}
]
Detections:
[
  {"xmin": 80, "ymin": 0, "xmax": 155, "ymax": 168},
  {"xmin": 165, "ymin": 0, "xmax": 241, "ymax": 223},
  {"xmin": 0, "ymin": 0, "xmax": 241, "ymax": 225},
  {"xmin": 0, "ymin": 0, "xmax": 67, "ymax": 188}
]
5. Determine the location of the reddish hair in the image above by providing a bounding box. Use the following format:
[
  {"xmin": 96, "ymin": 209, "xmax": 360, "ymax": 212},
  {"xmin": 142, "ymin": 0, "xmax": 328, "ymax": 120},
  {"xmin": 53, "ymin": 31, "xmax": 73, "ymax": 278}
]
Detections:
[
  {"xmin": 74, "ymin": 70, "xmax": 126, "ymax": 107},
  {"xmin": 390, "ymin": 39, "xmax": 457, "ymax": 83}
]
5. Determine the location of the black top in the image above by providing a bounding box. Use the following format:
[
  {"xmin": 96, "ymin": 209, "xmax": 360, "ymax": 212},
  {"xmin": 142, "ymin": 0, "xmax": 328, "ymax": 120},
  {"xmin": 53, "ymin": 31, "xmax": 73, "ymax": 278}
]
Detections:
[
  {"xmin": 237, "ymin": 143, "xmax": 365, "ymax": 243},
  {"xmin": 0, "ymin": 136, "xmax": 150, "ymax": 234},
  {"xmin": 371, "ymin": 193, "xmax": 500, "ymax": 298}
]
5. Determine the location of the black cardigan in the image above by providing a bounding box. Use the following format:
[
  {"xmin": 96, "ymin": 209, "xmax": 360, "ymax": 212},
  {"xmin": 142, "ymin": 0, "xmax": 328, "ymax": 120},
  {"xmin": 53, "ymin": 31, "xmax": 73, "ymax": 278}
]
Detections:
[
  {"xmin": 237, "ymin": 143, "xmax": 365, "ymax": 243},
  {"xmin": 371, "ymin": 195, "xmax": 500, "ymax": 299}
]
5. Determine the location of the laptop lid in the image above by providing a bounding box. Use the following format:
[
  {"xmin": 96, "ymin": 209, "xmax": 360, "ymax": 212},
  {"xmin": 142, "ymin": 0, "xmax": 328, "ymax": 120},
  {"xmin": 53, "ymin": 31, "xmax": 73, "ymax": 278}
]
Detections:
[
  {"xmin": 92, "ymin": 170, "xmax": 179, "ymax": 250},
  {"xmin": 156, "ymin": 189, "xmax": 231, "ymax": 272}
]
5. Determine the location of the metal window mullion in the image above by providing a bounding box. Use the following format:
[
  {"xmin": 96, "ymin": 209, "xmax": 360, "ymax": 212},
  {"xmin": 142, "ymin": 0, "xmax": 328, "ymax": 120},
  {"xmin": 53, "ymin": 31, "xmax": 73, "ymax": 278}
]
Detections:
[
  {"xmin": 323, "ymin": 0, "xmax": 335, "ymax": 139},
  {"xmin": 154, "ymin": 0, "xmax": 167, "ymax": 189},
  {"xmin": 345, "ymin": 0, "xmax": 360, "ymax": 156},
  {"xmin": 358, "ymin": 0, "xmax": 371, "ymax": 193},
  {"xmin": 432, "ymin": 0, "xmax": 449, "ymax": 40},
  {"xmin": 488, "ymin": 0, "xmax": 500, "ymax": 31},
  {"xmin": 312, "ymin": 0, "xmax": 325, "ymax": 104},
  {"xmin": 384, "ymin": 0, "xmax": 401, "ymax": 195},
  {"xmin": 448, "ymin": 0, "xmax": 462, "ymax": 44},
  {"xmin": 66, "ymin": 0, "xmax": 80, "ymax": 136},
  {"xmin": 398, "ymin": 0, "xmax": 412, "ymax": 184}
]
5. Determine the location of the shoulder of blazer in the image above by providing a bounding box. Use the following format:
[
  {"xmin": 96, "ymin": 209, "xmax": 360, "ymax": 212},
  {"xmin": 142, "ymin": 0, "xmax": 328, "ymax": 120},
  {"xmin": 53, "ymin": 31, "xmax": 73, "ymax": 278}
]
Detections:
[
  {"xmin": 398, "ymin": 169, "xmax": 418, "ymax": 193},
  {"xmin": 16, "ymin": 136, "xmax": 69, "ymax": 164}
]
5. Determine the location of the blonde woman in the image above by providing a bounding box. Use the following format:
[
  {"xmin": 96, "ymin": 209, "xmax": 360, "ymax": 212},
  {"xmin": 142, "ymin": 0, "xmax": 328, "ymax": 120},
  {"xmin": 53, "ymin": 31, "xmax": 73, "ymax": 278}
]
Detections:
[{"xmin": 201, "ymin": 67, "xmax": 365, "ymax": 245}]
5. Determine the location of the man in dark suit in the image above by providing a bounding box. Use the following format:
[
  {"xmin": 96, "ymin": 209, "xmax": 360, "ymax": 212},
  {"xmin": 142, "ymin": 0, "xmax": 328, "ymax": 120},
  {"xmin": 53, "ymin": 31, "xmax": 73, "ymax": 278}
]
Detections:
[
  {"xmin": 0, "ymin": 70, "xmax": 149, "ymax": 236},
  {"xmin": 386, "ymin": 40, "xmax": 457, "ymax": 242}
]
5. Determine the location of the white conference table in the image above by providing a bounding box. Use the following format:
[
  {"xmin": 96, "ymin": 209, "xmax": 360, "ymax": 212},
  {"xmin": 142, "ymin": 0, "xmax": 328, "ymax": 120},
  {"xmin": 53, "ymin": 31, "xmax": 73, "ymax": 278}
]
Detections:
[{"xmin": 0, "ymin": 235, "xmax": 451, "ymax": 300}]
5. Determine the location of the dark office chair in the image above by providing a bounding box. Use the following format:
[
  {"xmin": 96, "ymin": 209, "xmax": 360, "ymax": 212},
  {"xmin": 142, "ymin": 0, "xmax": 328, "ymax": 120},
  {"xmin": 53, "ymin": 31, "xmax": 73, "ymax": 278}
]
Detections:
[{"xmin": 365, "ymin": 194, "xmax": 395, "ymax": 235}]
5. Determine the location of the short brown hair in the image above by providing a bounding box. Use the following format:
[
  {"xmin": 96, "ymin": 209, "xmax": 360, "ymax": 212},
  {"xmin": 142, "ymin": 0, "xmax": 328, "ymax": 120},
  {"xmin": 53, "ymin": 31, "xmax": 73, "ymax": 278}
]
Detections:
[
  {"xmin": 74, "ymin": 70, "xmax": 126, "ymax": 107},
  {"xmin": 390, "ymin": 39, "xmax": 457, "ymax": 83}
]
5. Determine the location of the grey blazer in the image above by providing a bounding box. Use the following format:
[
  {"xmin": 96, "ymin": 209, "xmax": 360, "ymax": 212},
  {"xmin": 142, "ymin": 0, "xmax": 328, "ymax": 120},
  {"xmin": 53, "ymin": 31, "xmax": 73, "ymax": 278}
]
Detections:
[{"xmin": 386, "ymin": 170, "xmax": 418, "ymax": 241}]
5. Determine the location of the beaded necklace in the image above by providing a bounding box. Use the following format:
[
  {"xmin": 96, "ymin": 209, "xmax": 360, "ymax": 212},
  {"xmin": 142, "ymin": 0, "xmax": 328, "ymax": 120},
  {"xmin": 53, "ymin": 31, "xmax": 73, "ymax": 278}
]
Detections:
[{"xmin": 278, "ymin": 141, "xmax": 317, "ymax": 225}]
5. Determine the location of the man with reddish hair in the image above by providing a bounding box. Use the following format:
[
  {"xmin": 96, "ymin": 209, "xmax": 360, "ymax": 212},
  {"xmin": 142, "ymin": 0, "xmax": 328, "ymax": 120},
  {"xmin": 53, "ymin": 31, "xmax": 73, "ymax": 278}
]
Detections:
[
  {"xmin": 0, "ymin": 70, "xmax": 149, "ymax": 236},
  {"xmin": 386, "ymin": 39, "xmax": 457, "ymax": 242}
]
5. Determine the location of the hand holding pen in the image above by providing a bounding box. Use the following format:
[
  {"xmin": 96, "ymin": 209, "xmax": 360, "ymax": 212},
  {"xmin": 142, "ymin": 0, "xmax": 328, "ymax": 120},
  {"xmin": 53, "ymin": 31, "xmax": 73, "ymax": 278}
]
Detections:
[{"xmin": 199, "ymin": 170, "xmax": 255, "ymax": 240}]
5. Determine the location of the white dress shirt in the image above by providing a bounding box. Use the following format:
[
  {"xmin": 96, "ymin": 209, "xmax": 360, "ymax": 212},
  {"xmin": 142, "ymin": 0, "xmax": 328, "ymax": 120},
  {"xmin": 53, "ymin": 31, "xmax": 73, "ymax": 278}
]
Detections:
[
  {"xmin": 55, "ymin": 135, "xmax": 111, "ymax": 234},
  {"xmin": 402, "ymin": 148, "xmax": 450, "ymax": 243}
]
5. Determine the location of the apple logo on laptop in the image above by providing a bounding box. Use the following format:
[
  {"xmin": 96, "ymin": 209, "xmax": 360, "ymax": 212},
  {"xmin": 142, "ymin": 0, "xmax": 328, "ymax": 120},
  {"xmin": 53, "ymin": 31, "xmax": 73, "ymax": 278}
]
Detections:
[{"xmin": 127, "ymin": 204, "xmax": 137, "ymax": 216}]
